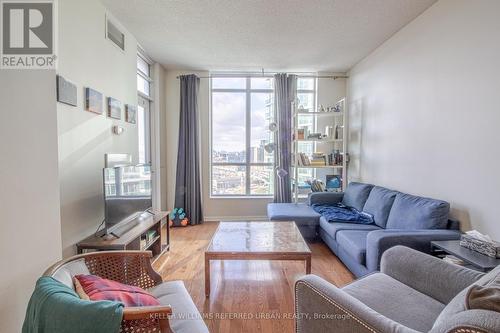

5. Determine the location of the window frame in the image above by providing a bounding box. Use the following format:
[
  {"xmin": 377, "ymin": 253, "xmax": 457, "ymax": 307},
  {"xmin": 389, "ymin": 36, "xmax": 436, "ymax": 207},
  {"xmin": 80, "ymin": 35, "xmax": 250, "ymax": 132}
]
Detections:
[
  {"xmin": 136, "ymin": 51, "xmax": 153, "ymax": 164},
  {"xmin": 210, "ymin": 75, "xmax": 275, "ymax": 197}
]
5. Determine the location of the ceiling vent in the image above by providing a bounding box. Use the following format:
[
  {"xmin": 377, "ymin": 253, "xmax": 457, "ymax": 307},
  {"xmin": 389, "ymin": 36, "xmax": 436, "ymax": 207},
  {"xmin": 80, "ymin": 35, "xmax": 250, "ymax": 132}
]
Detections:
[{"xmin": 106, "ymin": 16, "xmax": 125, "ymax": 51}]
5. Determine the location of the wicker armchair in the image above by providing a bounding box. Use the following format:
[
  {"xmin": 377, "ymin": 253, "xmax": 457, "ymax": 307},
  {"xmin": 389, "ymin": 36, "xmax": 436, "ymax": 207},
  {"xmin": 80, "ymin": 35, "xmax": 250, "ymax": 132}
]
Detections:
[{"xmin": 44, "ymin": 251, "xmax": 175, "ymax": 333}]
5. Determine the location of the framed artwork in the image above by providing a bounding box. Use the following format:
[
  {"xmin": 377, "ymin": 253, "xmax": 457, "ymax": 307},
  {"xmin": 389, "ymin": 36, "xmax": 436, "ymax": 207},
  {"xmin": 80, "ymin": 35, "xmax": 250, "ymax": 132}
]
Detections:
[
  {"xmin": 56, "ymin": 75, "xmax": 77, "ymax": 106},
  {"xmin": 125, "ymin": 104, "xmax": 137, "ymax": 124},
  {"xmin": 107, "ymin": 97, "xmax": 121, "ymax": 119},
  {"xmin": 84, "ymin": 88, "xmax": 103, "ymax": 114}
]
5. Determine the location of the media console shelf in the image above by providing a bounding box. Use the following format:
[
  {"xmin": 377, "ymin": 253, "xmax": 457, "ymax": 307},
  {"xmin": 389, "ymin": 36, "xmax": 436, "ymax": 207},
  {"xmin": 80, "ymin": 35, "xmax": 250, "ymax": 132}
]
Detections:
[{"xmin": 77, "ymin": 211, "xmax": 170, "ymax": 263}]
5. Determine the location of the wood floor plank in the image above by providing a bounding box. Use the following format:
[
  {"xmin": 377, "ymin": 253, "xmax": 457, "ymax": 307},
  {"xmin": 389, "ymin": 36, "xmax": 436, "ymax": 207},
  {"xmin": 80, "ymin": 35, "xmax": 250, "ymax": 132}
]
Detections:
[{"xmin": 154, "ymin": 221, "xmax": 354, "ymax": 332}]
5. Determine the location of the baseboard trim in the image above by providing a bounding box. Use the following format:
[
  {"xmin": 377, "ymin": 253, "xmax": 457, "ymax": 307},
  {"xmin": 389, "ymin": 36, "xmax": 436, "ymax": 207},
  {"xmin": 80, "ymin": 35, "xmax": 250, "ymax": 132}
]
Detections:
[{"xmin": 204, "ymin": 216, "xmax": 269, "ymax": 222}]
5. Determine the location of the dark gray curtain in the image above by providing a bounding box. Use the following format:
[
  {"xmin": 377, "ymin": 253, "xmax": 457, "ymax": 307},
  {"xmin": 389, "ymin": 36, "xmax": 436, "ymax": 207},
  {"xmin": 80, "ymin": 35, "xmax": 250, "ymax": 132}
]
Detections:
[
  {"xmin": 274, "ymin": 73, "xmax": 297, "ymax": 203},
  {"xmin": 174, "ymin": 74, "xmax": 203, "ymax": 225}
]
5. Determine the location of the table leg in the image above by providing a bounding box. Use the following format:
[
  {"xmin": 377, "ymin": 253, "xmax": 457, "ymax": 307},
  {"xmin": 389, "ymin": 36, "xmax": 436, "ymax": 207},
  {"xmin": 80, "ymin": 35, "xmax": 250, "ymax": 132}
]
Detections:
[
  {"xmin": 305, "ymin": 256, "xmax": 312, "ymax": 274},
  {"xmin": 205, "ymin": 254, "xmax": 210, "ymax": 297}
]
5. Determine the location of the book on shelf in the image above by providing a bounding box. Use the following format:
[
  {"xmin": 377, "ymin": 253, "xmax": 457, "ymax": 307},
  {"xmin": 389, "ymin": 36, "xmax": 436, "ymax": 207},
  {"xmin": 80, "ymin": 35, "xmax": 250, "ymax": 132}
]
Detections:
[
  {"xmin": 310, "ymin": 152, "xmax": 327, "ymax": 166},
  {"xmin": 328, "ymin": 150, "xmax": 343, "ymax": 166},
  {"xmin": 297, "ymin": 152, "xmax": 311, "ymax": 166}
]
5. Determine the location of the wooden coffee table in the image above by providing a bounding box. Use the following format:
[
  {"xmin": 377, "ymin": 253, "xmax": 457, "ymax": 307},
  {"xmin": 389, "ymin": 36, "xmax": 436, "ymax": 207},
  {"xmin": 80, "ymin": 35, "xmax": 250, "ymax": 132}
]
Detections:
[{"xmin": 204, "ymin": 221, "xmax": 312, "ymax": 297}]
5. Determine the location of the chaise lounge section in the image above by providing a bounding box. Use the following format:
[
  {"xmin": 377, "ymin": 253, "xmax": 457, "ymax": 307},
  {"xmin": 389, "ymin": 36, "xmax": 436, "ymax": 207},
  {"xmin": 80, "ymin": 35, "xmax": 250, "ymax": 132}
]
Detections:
[{"xmin": 268, "ymin": 182, "xmax": 461, "ymax": 277}]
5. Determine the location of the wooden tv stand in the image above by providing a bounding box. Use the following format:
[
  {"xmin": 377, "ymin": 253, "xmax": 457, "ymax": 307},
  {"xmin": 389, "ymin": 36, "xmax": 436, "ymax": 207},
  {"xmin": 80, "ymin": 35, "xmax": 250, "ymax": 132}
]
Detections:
[{"xmin": 76, "ymin": 211, "xmax": 170, "ymax": 262}]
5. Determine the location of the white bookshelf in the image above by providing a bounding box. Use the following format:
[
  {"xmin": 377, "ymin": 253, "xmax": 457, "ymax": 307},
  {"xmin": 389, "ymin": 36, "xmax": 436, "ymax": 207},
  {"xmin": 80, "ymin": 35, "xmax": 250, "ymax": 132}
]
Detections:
[{"xmin": 291, "ymin": 98, "xmax": 348, "ymax": 203}]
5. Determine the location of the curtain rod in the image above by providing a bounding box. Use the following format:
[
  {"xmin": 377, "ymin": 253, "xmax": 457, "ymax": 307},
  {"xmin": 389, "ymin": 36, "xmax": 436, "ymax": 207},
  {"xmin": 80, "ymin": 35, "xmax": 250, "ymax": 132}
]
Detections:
[{"xmin": 176, "ymin": 74, "xmax": 349, "ymax": 80}]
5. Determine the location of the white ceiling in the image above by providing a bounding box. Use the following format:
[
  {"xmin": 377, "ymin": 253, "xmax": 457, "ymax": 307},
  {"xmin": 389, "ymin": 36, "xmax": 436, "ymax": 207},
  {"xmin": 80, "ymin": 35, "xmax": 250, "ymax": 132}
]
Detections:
[{"xmin": 101, "ymin": 0, "xmax": 436, "ymax": 72}]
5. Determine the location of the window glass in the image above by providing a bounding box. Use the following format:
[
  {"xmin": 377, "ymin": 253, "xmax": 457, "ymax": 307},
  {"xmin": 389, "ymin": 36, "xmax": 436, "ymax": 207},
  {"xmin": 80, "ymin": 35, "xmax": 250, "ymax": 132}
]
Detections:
[
  {"xmin": 212, "ymin": 165, "xmax": 246, "ymax": 195},
  {"xmin": 212, "ymin": 77, "xmax": 246, "ymax": 89},
  {"xmin": 251, "ymin": 77, "xmax": 273, "ymax": 89},
  {"xmin": 250, "ymin": 92, "xmax": 274, "ymax": 163},
  {"xmin": 137, "ymin": 75, "xmax": 150, "ymax": 96},
  {"xmin": 297, "ymin": 93, "xmax": 314, "ymax": 110},
  {"xmin": 137, "ymin": 56, "xmax": 149, "ymax": 76},
  {"xmin": 211, "ymin": 77, "xmax": 274, "ymax": 196},
  {"xmin": 297, "ymin": 78, "xmax": 314, "ymax": 90},
  {"xmin": 212, "ymin": 92, "xmax": 246, "ymax": 163},
  {"xmin": 250, "ymin": 165, "xmax": 274, "ymax": 195}
]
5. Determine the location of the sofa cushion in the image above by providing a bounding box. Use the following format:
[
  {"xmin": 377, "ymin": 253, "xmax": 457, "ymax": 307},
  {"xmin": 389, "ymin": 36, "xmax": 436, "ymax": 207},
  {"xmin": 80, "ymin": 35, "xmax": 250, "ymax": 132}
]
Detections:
[
  {"xmin": 267, "ymin": 203, "xmax": 321, "ymax": 226},
  {"xmin": 319, "ymin": 216, "xmax": 381, "ymax": 240},
  {"xmin": 150, "ymin": 281, "xmax": 209, "ymax": 333},
  {"xmin": 386, "ymin": 193, "xmax": 450, "ymax": 229},
  {"xmin": 362, "ymin": 186, "xmax": 398, "ymax": 228},
  {"xmin": 432, "ymin": 265, "xmax": 500, "ymax": 330},
  {"xmin": 341, "ymin": 182, "xmax": 374, "ymax": 211},
  {"xmin": 343, "ymin": 273, "xmax": 445, "ymax": 332},
  {"xmin": 336, "ymin": 230, "xmax": 370, "ymax": 265}
]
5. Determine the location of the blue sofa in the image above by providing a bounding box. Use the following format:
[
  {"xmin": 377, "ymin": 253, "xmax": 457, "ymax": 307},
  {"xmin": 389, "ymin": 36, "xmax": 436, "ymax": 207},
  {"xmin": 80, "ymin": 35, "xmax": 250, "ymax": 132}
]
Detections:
[{"xmin": 267, "ymin": 182, "xmax": 461, "ymax": 277}]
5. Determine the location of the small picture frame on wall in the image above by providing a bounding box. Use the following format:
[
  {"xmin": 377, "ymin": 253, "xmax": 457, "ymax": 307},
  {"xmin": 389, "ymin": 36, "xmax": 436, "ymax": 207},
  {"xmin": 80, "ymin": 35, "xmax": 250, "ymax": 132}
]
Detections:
[
  {"xmin": 56, "ymin": 75, "xmax": 77, "ymax": 107},
  {"xmin": 125, "ymin": 104, "xmax": 137, "ymax": 124},
  {"xmin": 84, "ymin": 87, "xmax": 103, "ymax": 114},
  {"xmin": 107, "ymin": 97, "xmax": 121, "ymax": 119}
]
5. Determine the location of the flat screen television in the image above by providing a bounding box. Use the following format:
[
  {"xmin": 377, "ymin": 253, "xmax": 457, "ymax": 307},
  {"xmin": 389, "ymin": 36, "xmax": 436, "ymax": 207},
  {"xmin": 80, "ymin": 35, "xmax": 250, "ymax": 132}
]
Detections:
[{"xmin": 103, "ymin": 164, "xmax": 152, "ymax": 235}]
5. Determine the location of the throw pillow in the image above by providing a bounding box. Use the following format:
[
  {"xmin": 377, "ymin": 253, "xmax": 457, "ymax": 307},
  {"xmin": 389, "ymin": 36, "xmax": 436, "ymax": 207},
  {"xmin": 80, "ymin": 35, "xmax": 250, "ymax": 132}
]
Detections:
[
  {"xmin": 74, "ymin": 274, "xmax": 160, "ymax": 307},
  {"xmin": 73, "ymin": 277, "xmax": 90, "ymax": 300},
  {"xmin": 466, "ymin": 274, "xmax": 500, "ymax": 312}
]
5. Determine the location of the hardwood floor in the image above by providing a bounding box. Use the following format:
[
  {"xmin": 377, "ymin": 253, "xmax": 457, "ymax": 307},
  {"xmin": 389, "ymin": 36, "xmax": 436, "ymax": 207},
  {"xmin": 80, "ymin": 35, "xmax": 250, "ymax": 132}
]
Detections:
[{"xmin": 153, "ymin": 222, "xmax": 354, "ymax": 333}]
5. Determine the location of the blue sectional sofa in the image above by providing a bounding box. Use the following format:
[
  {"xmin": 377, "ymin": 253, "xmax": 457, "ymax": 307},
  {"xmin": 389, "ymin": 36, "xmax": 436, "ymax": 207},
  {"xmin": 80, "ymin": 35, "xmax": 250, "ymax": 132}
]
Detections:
[{"xmin": 267, "ymin": 182, "xmax": 461, "ymax": 277}]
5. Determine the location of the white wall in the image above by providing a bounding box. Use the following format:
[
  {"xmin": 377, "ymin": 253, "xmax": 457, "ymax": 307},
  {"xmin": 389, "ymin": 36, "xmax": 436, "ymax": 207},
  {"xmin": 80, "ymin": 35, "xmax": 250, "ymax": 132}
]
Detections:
[
  {"xmin": 165, "ymin": 71, "xmax": 346, "ymax": 219},
  {"xmin": 0, "ymin": 70, "xmax": 62, "ymax": 332},
  {"xmin": 57, "ymin": 0, "xmax": 139, "ymax": 256},
  {"xmin": 348, "ymin": 0, "xmax": 500, "ymax": 239}
]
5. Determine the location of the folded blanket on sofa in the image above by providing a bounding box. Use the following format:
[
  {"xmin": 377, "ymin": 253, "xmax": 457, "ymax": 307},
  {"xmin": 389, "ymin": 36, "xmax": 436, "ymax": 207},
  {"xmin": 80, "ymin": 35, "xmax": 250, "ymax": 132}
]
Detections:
[
  {"xmin": 312, "ymin": 203, "xmax": 374, "ymax": 224},
  {"xmin": 23, "ymin": 277, "xmax": 123, "ymax": 333}
]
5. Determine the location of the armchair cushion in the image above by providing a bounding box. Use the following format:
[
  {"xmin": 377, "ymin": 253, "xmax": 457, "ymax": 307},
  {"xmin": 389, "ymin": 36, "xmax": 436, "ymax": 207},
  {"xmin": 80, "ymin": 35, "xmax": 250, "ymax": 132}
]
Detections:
[
  {"xmin": 386, "ymin": 193, "xmax": 450, "ymax": 229},
  {"xmin": 362, "ymin": 186, "xmax": 398, "ymax": 228},
  {"xmin": 295, "ymin": 275, "xmax": 420, "ymax": 333},
  {"xmin": 341, "ymin": 182, "xmax": 374, "ymax": 212},
  {"xmin": 343, "ymin": 273, "xmax": 445, "ymax": 332},
  {"xmin": 149, "ymin": 280, "xmax": 209, "ymax": 333},
  {"xmin": 336, "ymin": 230, "xmax": 370, "ymax": 265},
  {"xmin": 52, "ymin": 259, "xmax": 90, "ymax": 290}
]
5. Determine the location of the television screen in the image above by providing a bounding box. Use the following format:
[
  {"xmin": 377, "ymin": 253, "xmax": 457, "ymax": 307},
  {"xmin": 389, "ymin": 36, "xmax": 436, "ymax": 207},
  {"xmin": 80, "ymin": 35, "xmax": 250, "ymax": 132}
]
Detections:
[{"xmin": 103, "ymin": 164, "xmax": 152, "ymax": 232}]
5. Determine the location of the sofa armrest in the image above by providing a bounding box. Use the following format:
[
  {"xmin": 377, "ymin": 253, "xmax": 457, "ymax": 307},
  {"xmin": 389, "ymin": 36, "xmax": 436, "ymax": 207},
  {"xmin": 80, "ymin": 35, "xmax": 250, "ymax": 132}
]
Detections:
[
  {"xmin": 295, "ymin": 275, "xmax": 419, "ymax": 333},
  {"xmin": 365, "ymin": 229, "xmax": 461, "ymax": 273},
  {"xmin": 380, "ymin": 246, "xmax": 484, "ymax": 304},
  {"xmin": 308, "ymin": 192, "xmax": 344, "ymax": 206}
]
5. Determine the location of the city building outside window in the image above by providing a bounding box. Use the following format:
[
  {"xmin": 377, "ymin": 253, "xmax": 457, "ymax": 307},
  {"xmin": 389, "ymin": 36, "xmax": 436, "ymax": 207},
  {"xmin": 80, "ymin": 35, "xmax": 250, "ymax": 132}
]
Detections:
[{"xmin": 211, "ymin": 76, "xmax": 275, "ymax": 196}]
